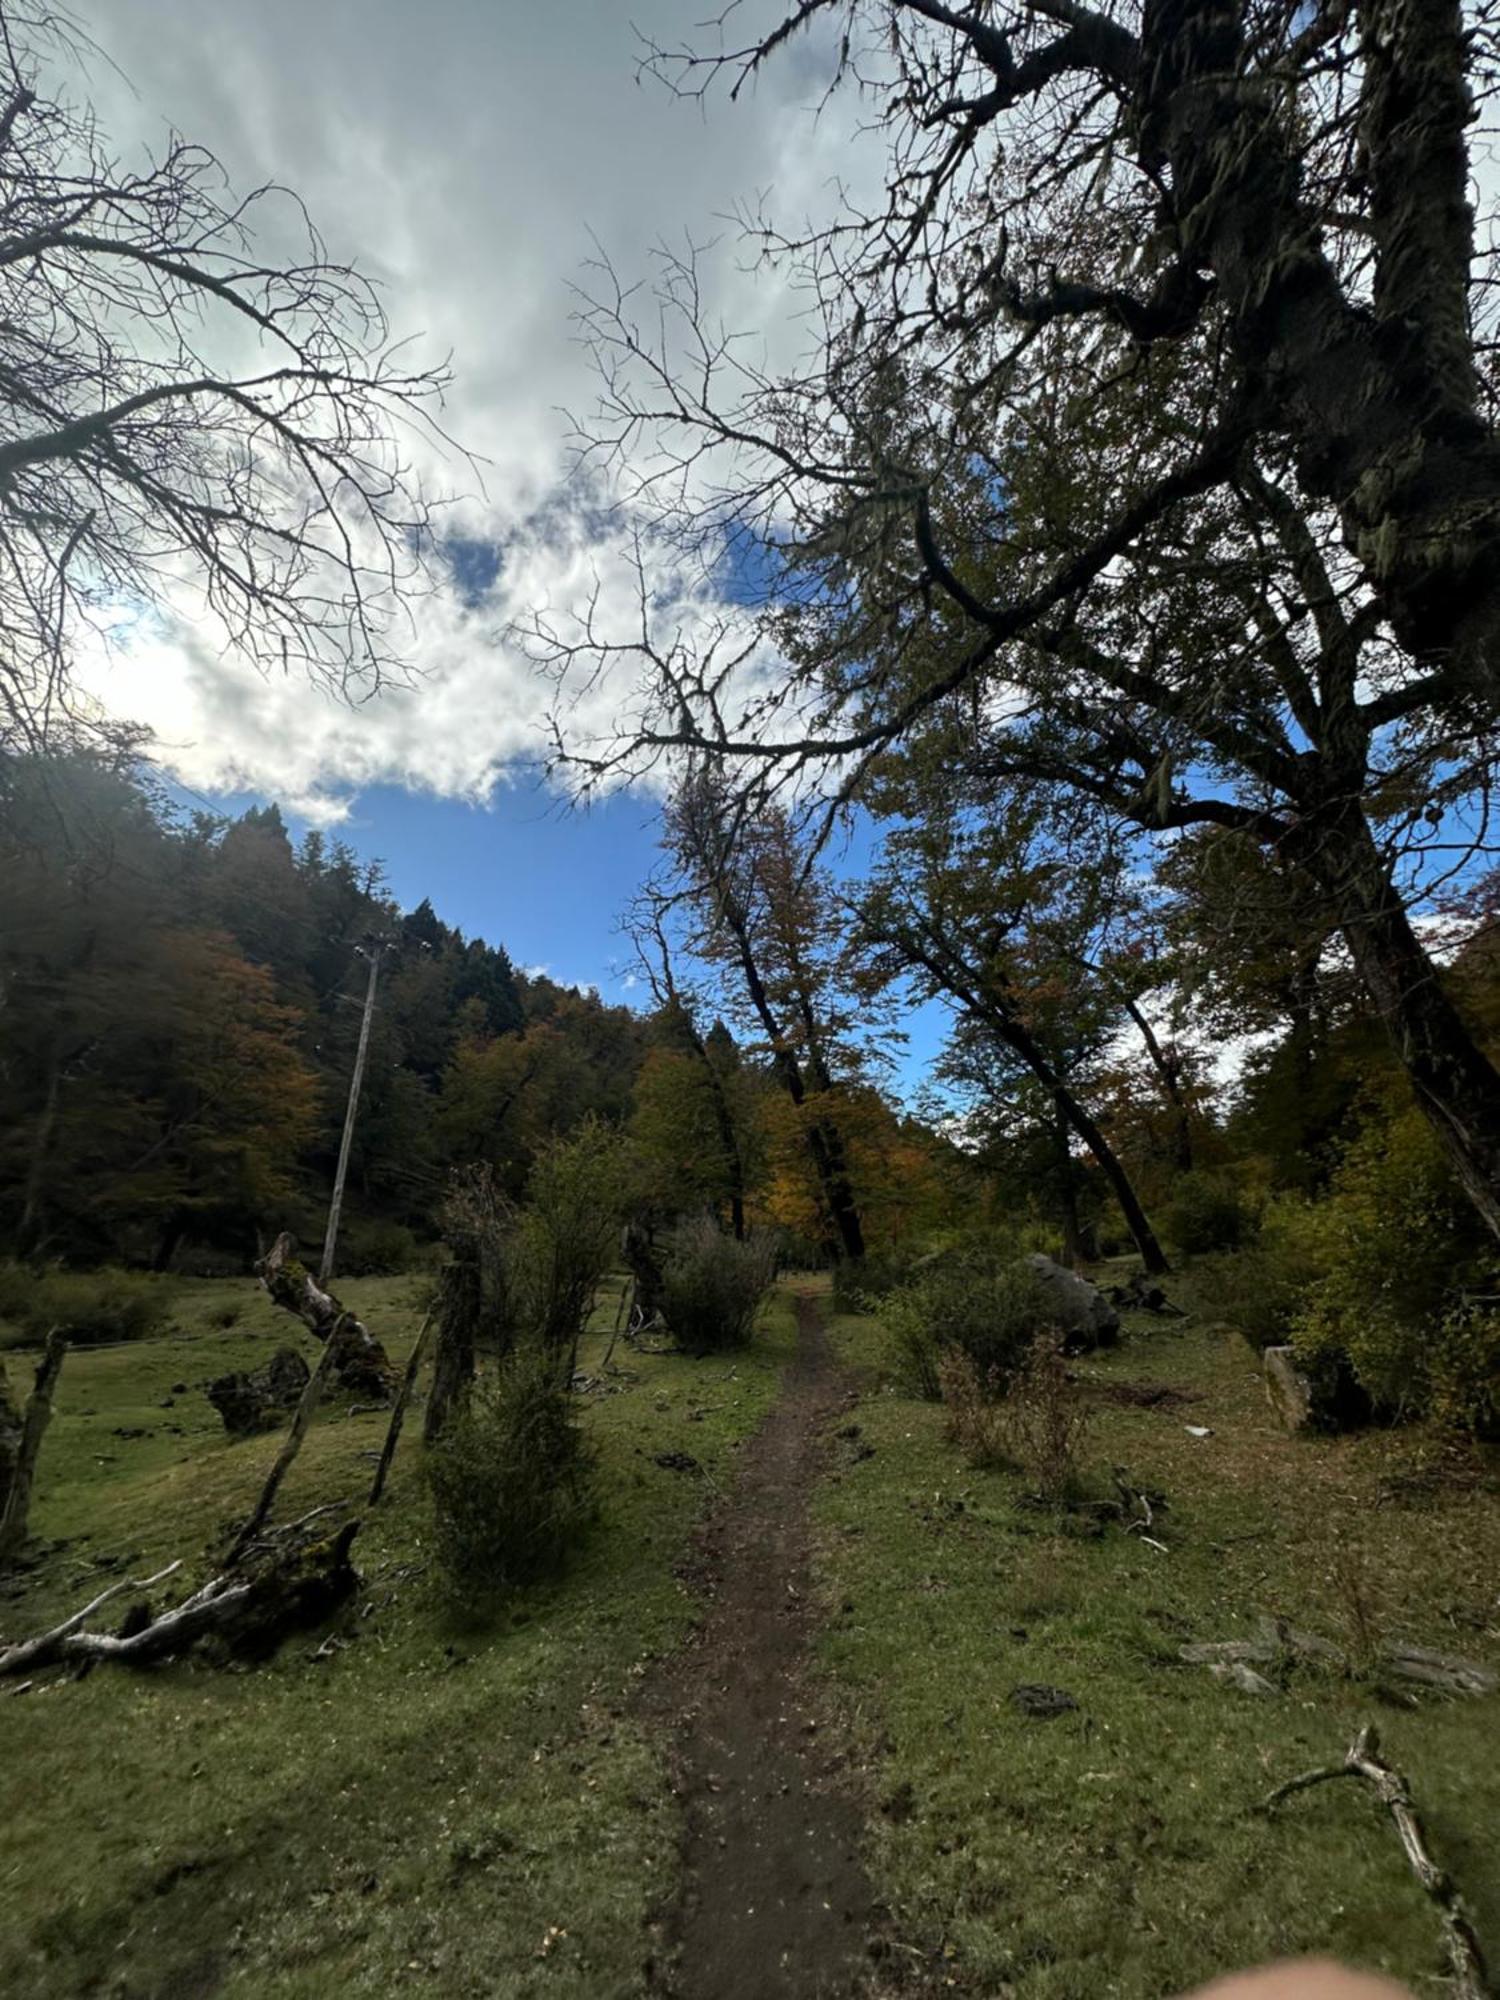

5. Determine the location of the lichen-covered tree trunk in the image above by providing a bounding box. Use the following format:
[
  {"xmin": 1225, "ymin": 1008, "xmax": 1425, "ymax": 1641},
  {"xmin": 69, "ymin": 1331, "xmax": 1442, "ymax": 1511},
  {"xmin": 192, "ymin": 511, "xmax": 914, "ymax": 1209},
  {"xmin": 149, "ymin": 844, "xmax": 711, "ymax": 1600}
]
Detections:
[{"xmin": 255, "ymin": 1233, "xmax": 394, "ymax": 1399}]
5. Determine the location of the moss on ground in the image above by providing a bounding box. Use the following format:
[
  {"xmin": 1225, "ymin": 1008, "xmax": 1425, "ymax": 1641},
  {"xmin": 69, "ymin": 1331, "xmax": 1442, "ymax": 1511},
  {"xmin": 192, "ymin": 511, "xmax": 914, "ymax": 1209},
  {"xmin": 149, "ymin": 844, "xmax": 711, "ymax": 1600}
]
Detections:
[
  {"xmin": 814, "ymin": 1273, "xmax": 1500, "ymax": 1999},
  {"xmin": 0, "ymin": 1275, "xmax": 793, "ymax": 1998}
]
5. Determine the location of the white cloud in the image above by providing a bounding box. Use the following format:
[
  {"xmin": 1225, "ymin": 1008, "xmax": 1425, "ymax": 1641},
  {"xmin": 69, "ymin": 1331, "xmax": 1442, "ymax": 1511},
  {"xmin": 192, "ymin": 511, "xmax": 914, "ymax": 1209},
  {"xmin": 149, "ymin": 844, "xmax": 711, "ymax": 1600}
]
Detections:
[{"xmin": 64, "ymin": 0, "xmax": 870, "ymax": 815}]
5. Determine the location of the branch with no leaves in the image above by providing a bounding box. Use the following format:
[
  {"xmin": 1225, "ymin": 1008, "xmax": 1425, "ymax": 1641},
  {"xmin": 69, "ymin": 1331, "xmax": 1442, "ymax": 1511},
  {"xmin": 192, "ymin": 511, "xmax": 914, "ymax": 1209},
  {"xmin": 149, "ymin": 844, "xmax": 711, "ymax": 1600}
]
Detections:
[{"xmin": 1263, "ymin": 1724, "xmax": 1492, "ymax": 2000}]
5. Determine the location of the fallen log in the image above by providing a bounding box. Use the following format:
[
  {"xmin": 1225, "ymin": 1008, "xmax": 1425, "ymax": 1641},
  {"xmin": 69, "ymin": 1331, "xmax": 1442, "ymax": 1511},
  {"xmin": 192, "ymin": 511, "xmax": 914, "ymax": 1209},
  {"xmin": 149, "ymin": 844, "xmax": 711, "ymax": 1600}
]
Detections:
[
  {"xmin": 0, "ymin": 1519, "xmax": 362, "ymax": 1678},
  {"xmin": 1263, "ymin": 1723, "xmax": 1491, "ymax": 2000},
  {"xmin": 256, "ymin": 1233, "xmax": 394, "ymax": 1400},
  {"xmin": 0, "ymin": 1328, "xmax": 68, "ymax": 1568},
  {"xmin": 1181, "ymin": 1615, "xmax": 1496, "ymax": 1698}
]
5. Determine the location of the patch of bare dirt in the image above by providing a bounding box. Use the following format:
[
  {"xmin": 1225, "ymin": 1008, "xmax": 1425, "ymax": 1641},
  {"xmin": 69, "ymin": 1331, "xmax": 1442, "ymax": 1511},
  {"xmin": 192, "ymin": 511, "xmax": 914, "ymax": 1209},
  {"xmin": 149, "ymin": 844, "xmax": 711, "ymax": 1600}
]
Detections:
[{"xmin": 641, "ymin": 1293, "xmax": 887, "ymax": 1999}]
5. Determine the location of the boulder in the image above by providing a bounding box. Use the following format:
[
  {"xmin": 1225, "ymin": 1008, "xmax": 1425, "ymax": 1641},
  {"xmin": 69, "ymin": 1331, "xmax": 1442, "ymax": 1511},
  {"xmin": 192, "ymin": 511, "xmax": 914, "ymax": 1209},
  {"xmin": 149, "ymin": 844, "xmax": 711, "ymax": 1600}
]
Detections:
[
  {"xmin": 207, "ymin": 1346, "xmax": 310, "ymax": 1436},
  {"xmin": 1263, "ymin": 1345, "xmax": 1314, "ymax": 1431},
  {"xmin": 1025, "ymin": 1255, "xmax": 1120, "ymax": 1349}
]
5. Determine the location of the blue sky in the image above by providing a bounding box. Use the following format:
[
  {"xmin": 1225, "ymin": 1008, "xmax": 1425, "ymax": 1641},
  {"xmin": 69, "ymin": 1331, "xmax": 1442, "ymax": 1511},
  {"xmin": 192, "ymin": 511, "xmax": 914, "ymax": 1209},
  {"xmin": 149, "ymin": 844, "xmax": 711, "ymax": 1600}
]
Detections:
[{"xmin": 172, "ymin": 771, "xmax": 954, "ymax": 1095}]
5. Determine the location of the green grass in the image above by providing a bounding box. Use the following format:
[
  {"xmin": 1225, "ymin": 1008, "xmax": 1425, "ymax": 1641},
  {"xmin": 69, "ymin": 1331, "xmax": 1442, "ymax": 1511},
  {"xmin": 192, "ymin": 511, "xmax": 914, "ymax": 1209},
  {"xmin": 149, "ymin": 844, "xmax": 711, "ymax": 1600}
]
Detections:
[
  {"xmin": 0, "ymin": 1274, "xmax": 794, "ymax": 1998},
  {"xmin": 815, "ymin": 1276, "xmax": 1500, "ymax": 1999}
]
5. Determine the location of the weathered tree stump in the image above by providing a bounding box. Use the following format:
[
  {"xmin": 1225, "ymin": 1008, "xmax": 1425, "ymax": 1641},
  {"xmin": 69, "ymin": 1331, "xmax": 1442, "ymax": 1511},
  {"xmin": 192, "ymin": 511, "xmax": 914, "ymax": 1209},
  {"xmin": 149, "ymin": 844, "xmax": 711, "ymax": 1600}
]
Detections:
[
  {"xmin": 256, "ymin": 1234, "xmax": 394, "ymax": 1399},
  {"xmin": 0, "ymin": 1361, "xmax": 22, "ymax": 1523},
  {"xmin": 0, "ymin": 1328, "xmax": 67, "ymax": 1567},
  {"xmin": 206, "ymin": 1346, "xmax": 311, "ymax": 1436}
]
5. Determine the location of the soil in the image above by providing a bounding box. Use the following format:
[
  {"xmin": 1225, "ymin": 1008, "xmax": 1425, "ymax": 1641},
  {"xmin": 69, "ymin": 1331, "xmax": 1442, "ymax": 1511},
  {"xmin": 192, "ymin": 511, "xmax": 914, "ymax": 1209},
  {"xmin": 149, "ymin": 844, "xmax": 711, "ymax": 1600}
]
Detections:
[{"xmin": 643, "ymin": 1291, "xmax": 885, "ymax": 2000}]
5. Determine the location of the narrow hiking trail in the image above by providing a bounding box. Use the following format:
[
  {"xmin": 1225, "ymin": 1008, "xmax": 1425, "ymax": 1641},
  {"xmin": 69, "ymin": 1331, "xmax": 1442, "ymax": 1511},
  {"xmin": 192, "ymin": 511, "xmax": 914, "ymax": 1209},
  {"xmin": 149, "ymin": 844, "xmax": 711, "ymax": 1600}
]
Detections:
[{"xmin": 644, "ymin": 1291, "xmax": 884, "ymax": 2000}]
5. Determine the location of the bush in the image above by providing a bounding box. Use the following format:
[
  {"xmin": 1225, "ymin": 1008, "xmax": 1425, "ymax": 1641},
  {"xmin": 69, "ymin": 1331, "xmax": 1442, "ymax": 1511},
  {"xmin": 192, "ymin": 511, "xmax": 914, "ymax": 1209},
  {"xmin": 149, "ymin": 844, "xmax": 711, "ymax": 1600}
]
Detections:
[
  {"xmin": 936, "ymin": 1348, "xmax": 1012, "ymax": 1469},
  {"xmin": 1164, "ymin": 1171, "xmax": 1251, "ymax": 1256},
  {"xmin": 334, "ymin": 1217, "xmax": 422, "ymax": 1276},
  {"xmin": 829, "ymin": 1246, "xmax": 916, "ymax": 1317},
  {"xmin": 994, "ymin": 1330, "xmax": 1094, "ymax": 1501},
  {"xmin": 1291, "ymin": 1107, "xmax": 1500, "ymax": 1433},
  {"xmin": 1192, "ymin": 1199, "xmax": 1327, "ymax": 1353},
  {"xmin": 425, "ymin": 1340, "xmax": 595, "ymax": 1604},
  {"xmin": 0, "ymin": 1263, "xmax": 172, "ymax": 1348},
  {"xmin": 660, "ymin": 1218, "xmax": 778, "ymax": 1353},
  {"xmin": 880, "ymin": 1246, "xmax": 1052, "ymax": 1400},
  {"xmin": 515, "ymin": 1122, "xmax": 628, "ymax": 1362}
]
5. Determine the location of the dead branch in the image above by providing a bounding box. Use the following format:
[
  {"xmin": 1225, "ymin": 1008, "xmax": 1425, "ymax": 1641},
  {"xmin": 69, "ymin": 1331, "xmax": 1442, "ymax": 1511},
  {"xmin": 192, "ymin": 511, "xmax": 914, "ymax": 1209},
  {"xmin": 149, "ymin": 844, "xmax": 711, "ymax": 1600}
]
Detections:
[
  {"xmin": 0, "ymin": 1521, "xmax": 362, "ymax": 1678},
  {"xmin": 1263, "ymin": 1723, "xmax": 1492, "ymax": 2000},
  {"xmin": 0, "ymin": 1327, "xmax": 67, "ymax": 1567},
  {"xmin": 229, "ymin": 1323, "xmax": 344, "ymax": 1561},
  {"xmin": 1181, "ymin": 1615, "xmax": 1496, "ymax": 1698},
  {"xmin": 367, "ymin": 1311, "xmax": 432, "ymax": 1504},
  {"xmin": 0, "ymin": 1560, "xmax": 182, "ymax": 1675}
]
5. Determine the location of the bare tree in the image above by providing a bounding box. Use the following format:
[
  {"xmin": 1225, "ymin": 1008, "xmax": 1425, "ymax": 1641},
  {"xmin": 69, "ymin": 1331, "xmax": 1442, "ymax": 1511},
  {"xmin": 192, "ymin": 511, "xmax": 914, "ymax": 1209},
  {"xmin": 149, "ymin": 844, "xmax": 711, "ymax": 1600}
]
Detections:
[
  {"xmin": 665, "ymin": 769, "xmax": 872, "ymax": 1261},
  {"xmin": 0, "ymin": 3, "xmax": 453, "ymax": 753},
  {"xmin": 528, "ymin": 3, "xmax": 1500, "ymax": 1241}
]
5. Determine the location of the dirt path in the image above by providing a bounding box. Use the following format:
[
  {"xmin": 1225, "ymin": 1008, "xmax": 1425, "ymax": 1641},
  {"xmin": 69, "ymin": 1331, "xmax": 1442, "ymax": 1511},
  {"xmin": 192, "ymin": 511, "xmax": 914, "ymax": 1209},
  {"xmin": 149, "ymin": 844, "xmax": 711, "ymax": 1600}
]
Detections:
[{"xmin": 644, "ymin": 1291, "xmax": 882, "ymax": 2000}]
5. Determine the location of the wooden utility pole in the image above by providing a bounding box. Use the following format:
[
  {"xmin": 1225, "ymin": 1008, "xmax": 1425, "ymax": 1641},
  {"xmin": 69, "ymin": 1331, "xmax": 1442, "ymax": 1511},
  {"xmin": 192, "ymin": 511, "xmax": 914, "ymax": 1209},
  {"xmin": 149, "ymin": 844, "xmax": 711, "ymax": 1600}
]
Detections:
[{"xmin": 319, "ymin": 938, "xmax": 387, "ymax": 1284}]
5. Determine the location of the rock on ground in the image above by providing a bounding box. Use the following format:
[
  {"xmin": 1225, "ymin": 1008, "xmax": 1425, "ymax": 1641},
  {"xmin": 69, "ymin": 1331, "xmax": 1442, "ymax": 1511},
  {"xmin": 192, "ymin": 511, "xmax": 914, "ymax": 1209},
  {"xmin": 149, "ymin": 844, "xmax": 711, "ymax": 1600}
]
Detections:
[
  {"xmin": 1025, "ymin": 1255, "xmax": 1120, "ymax": 1349},
  {"xmin": 1263, "ymin": 1345, "xmax": 1314, "ymax": 1432},
  {"xmin": 207, "ymin": 1346, "xmax": 310, "ymax": 1436}
]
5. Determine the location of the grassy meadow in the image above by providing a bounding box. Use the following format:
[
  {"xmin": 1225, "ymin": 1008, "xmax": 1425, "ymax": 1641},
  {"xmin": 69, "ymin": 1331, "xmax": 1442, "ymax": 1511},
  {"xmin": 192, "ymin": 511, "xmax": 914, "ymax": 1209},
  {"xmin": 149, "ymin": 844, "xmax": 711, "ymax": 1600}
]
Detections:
[
  {"xmin": 0, "ymin": 1277, "xmax": 797, "ymax": 1999},
  {"xmin": 3, "ymin": 1267, "xmax": 1499, "ymax": 2000},
  {"xmin": 813, "ymin": 1269, "xmax": 1500, "ymax": 1998}
]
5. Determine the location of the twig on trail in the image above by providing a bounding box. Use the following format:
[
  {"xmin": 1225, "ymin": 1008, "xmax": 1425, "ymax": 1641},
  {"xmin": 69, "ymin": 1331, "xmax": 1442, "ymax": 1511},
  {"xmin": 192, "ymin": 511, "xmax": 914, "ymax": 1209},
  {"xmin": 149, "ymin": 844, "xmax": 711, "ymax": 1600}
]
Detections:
[
  {"xmin": 368, "ymin": 1311, "xmax": 432, "ymax": 1504},
  {"xmin": 1262, "ymin": 1722, "xmax": 1492, "ymax": 2000}
]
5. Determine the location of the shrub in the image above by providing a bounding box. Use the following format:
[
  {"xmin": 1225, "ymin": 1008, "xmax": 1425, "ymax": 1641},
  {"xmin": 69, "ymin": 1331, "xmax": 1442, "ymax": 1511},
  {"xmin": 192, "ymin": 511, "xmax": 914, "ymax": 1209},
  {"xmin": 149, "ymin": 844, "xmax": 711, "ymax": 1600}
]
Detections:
[
  {"xmin": 1192, "ymin": 1199, "xmax": 1327, "ymax": 1353},
  {"xmin": 425, "ymin": 1339, "xmax": 595, "ymax": 1604},
  {"xmin": 1164, "ymin": 1171, "xmax": 1251, "ymax": 1256},
  {"xmin": 515, "ymin": 1121, "xmax": 629, "ymax": 1363},
  {"xmin": 880, "ymin": 1246, "xmax": 1052, "ymax": 1400},
  {"xmin": 659, "ymin": 1218, "xmax": 778, "ymax": 1353},
  {"xmin": 0, "ymin": 1263, "xmax": 171, "ymax": 1348},
  {"xmin": 995, "ymin": 1330, "xmax": 1094, "ymax": 1501},
  {"xmin": 937, "ymin": 1348, "xmax": 1012, "ymax": 1469},
  {"xmin": 335, "ymin": 1217, "xmax": 422, "ymax": 1276},
  {"xmin": 1291, "ymin": 1106, "xmax": 1500, "ymax": 1434},
  {"xmin": 830, "ymin": 1246, "xmax": 916, "ymax": 1317}
]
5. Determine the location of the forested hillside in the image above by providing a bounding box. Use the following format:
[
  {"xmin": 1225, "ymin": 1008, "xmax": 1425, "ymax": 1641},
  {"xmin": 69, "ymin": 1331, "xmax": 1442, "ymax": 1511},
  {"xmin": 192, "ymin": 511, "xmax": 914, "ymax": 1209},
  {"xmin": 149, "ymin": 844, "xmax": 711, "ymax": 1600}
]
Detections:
[{"xmin": 0, "ymin": 752, "xmax": 957, "ymax": 1276}]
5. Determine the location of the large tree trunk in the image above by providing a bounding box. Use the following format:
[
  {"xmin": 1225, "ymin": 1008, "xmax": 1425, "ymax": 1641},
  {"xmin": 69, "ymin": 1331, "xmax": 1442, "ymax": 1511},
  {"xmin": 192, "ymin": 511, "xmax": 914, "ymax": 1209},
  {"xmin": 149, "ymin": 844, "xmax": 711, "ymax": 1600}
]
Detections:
[
  {"xmin": 724, "ymin": 912, "xmax": 865, "ymax": 1261},
  {"xmin": 993, "ymin": 1014, "xmax": 1168, "ymax": 1274},
  {"xmin": 1051, "ymin": 1080, "xmax": 1169, "ymax": 1277},
  {"xmin": 1300, "ymin": 806, "xmax": 1500, "ymax": 1244},
  {"xmin": 1139, "ymin": 0, "xmax": 1500, "ymax": 697}
]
